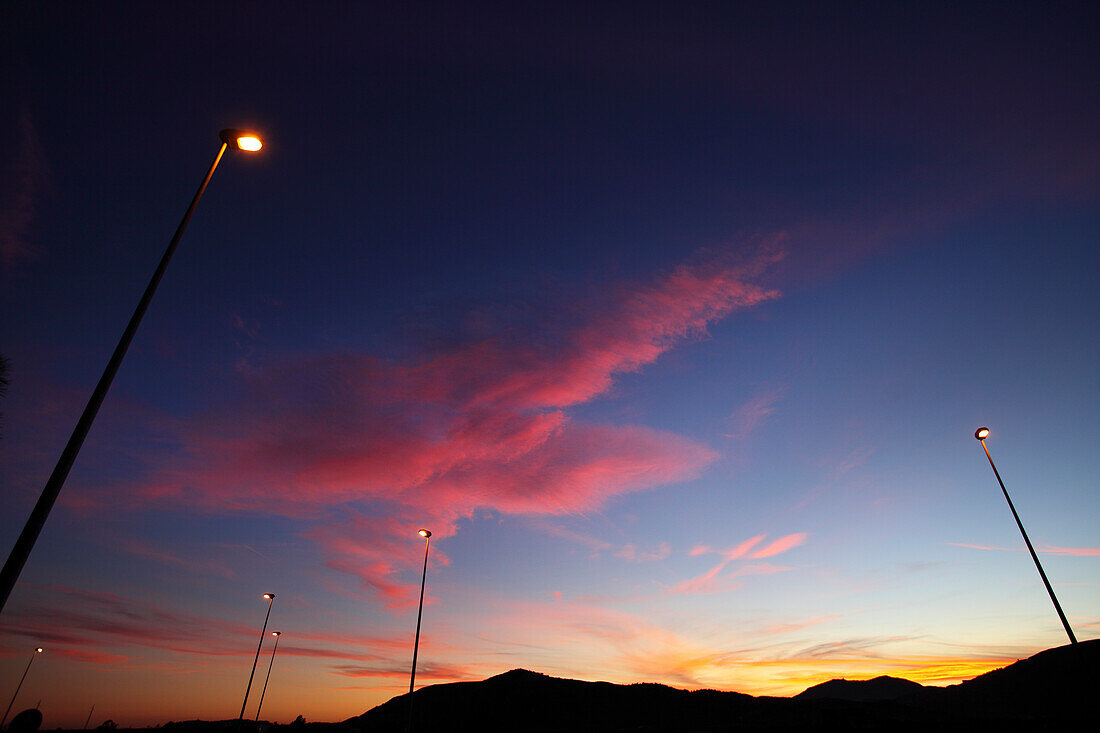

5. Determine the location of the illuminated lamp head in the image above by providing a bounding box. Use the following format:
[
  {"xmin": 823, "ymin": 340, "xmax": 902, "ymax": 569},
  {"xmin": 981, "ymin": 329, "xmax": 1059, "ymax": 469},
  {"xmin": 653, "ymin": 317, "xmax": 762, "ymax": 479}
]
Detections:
[{"xmin": 219, "ymin": 128, "xmax": 263, "ymax": 152}]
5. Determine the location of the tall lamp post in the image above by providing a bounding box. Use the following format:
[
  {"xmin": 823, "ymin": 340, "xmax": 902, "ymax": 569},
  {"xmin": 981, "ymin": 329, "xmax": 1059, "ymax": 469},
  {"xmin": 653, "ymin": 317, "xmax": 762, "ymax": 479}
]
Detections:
[
  {"xmin": 974, "ymin": 427, "xmax": 1077, "ymax": 644},
  {"xmin": 254, "ymin": 631, "xmax": 282, "ymax": 722},
  {"xmin": 0, "ymin": 130, "xmax": 264, "ymax": 616},
  {"xmin": 406, "ymin": 529, "xmax": 431, "ymax": 733},
  {"xmin": 1, "ymin": 647, "xmax": 43, "ymax": 729},
  {"xmin": 239, "ymin": 593, "xmax": 276, "ymax": 725}
]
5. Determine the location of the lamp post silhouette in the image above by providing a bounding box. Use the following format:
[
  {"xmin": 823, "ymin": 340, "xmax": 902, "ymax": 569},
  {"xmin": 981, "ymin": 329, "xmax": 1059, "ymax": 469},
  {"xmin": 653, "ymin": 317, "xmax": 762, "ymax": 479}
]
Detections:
[
  {"xmin": 0, "ymin": 130, "xmax": 264, "ymax": 616},
  {"xmin": 2, "ymin": 647, "xmax": 43, "ymax": 728},
  {"xmin": 254, "ymin": 631, "xmax": 282, "ymax": 722},
  {"xmin": 974, "ymin": 427, "xmax": 1077, "ymax": 644},
  {"xmin": 239, "ymin": 594, "xmax": 276, "ymax": 725},
  {"xmin": 406, "ymin": 529, "xmax": 431, "ymax": 733}
]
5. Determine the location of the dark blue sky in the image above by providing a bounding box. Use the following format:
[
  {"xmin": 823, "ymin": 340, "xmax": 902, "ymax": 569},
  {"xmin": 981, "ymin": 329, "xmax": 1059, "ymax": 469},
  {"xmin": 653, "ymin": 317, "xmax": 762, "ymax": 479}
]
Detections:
[{"xmin": 1, "ymin": 1, "xmax": 1097, "ymax": 725}]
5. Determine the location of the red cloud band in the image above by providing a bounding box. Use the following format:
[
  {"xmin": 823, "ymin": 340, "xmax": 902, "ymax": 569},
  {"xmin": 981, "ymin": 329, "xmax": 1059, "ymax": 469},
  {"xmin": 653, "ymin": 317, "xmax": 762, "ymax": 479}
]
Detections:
[{"xmin": 116, "ymin": 246, "xmax": 783, "ymax": 603}]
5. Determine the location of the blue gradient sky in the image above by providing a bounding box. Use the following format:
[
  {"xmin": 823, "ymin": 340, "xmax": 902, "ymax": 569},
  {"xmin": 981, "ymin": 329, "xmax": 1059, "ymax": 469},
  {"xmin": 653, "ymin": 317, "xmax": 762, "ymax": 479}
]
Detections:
[{"xmin": 1, "ymin": 1, "xmax": 1097, "ymax": 726}]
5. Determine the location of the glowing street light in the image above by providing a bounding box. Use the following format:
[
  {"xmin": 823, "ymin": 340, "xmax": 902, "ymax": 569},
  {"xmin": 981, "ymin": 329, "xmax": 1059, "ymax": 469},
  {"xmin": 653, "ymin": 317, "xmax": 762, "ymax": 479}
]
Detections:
[
  {"xmin": 0, "ymin": 129, "xmax": 264, "ymax": 616},
  {"xmin": 238, "ymin": 593, "xmax": 277, "ymax": 725},
  {"xmin": 2, "ymin": 647, "xmax": 43, "ymax": 728},
  {"xmin": 974, "ymin": 427, "xmax": 1077, "ymax": 644},
  {"xmin": 222, "ymin": 130, "xmax": 263, "ymax": 152},
  {"xmin": 406, "ymin": 529, "xmax": 432, "ymax": 733},
  {"xmin": 254, "ymin": 632, "xmax": 282, "ymax": 722}
]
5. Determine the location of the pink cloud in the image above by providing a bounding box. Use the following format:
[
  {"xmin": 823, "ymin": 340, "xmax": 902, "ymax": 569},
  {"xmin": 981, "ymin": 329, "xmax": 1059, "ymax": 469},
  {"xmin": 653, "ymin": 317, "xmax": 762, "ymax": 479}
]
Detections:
[
  {"xmin": 670, "ymin": 565, "xmax": 743, "ymax": 596},
  {"xmin": 671, "ymin": 534, "xmax": 806, "ymax": 595},
  {"xmin": 949, "ymin": 542, "xmax": 1100, "ymax": 556},
  {"xmin": 724, "ymin": 386, "xmax": 785, "ymax": 439},
  {"xmin": 1037, "ymin": 545, "xmax": 1100, "ymax": 557},
  {"xmin": 615, "ymin": 542, "xmax": 671, "ymax": 562},
  {"xmin": 760, "ymin": 615, "xmax": 841, "ymax": 636},
  {"xmin": 529, "ymin": 520, "xmax": 613, "ymax": 552},
  {"xmin": 0, "ymin": 585, "xmax": 431, "ymax": 669},
  {"xmin": 946, "ymin": 542, "xmax": 1014, "ymax": 552},
  {"xmin": 49, "ymin": 648, "xmax": 130, "ymax": 665},
  {"xmin": 81, "ymin": 247, "xmax": 782, "ymax": 604},
  {"xmin": 725, "ymin": 535, "xmax": 766, "ymax": 560},
  {"xmin": 749, "ymin": 533, "xmax": 808, "ymax": 559}
]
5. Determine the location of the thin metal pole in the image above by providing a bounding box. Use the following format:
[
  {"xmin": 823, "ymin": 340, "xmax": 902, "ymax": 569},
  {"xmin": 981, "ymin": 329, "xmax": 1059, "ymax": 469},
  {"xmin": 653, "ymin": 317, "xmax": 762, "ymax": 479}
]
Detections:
[
  {"xmin": 1, "ymin": 649, "xmax": 40, "ymax": 728},
  {"xmin": 83, "ymin": 704, "xmax": 95, "ymax": 730},
  {"xmin": 0, "ymin": 142, "xmax": 229, "ymax": 616},
  {"xmin": 254, "ymin": 633, "xmax": 281, "ymax": 722},
  {"xmin": 406, "ymin": 536, "xmax": 430, "ymax": 733},
  {"xmin": 980, "ymin": 438, "xmax": 1077, "ymax": 644},
  {"xmin": 238, "ymin": 596, "xmax": 275, "ymax": 725}
]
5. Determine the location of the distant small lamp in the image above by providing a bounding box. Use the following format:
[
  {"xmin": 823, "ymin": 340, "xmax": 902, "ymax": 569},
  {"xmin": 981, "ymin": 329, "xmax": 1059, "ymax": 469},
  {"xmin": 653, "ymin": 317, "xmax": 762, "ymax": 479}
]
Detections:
[
  {"xmin": 973, "ymin": 427, "xmax": 1076, "ymax": 644},
  {"xmin": 254, "ymin": 632, "xmax": 283, "ymax": 721},
  {"xmin": 2, "ymin": 647, "xmax": 44, "ymax": 728}
]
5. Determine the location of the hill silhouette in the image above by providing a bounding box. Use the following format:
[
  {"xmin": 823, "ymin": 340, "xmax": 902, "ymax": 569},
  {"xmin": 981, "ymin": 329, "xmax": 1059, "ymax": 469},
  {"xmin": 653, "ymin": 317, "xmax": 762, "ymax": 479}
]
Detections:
[
  {"xmin": 794, "ymin": 675, "xmax": 925, "ymax": 702},
  {"xmin": 348, "ymin": 639, "xmax": 1098, "ymax": 731}
]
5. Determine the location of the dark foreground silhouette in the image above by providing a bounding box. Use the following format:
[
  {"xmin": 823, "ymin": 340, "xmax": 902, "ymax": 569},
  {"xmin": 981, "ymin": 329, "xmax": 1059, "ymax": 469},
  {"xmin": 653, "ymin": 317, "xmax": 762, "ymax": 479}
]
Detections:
[
  {"xmin": 347, "ymin": 639, "xmax": 1098, "ymax": 731},
  {"xmin": 44, "ymin": 640, "xmax": 1098, "ymax": 733}
]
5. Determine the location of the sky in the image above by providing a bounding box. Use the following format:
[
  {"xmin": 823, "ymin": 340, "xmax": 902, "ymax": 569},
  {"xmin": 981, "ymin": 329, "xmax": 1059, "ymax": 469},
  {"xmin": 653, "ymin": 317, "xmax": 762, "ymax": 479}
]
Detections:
[{"xmin": 0, "ymin": 0, "xmax": 1097, "ymax": 727}]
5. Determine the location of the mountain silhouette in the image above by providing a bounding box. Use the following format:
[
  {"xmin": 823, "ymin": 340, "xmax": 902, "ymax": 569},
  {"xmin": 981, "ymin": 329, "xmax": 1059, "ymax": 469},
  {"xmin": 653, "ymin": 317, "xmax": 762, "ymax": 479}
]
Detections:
[
  {"xmin": 349, "ymin": 639, "xmax": 1098, "ymax": 731},
  {"xmin": 793, "ymin": 675, "xmax": 925, "ymax": 701}
]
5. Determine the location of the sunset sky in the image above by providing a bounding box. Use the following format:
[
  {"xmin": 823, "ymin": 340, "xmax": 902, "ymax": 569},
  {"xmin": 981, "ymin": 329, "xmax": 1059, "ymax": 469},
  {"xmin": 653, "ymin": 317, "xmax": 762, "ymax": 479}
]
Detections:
[{"xmin": 1, "ymin": 1, "xmax": 1097, "ymax": 727}]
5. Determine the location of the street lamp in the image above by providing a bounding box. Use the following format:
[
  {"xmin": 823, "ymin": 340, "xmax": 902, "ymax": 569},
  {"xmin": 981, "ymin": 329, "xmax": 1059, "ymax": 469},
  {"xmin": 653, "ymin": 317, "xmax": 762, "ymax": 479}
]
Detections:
[
  {"xmin": 254, "ymin": 631, "xmax": 282, "ymax": 722},
  {"xmin": 407, "ymin": 529, "xmax": 431, "ymax": 733},
  {"xmin": 1, "ymin": 647, "xmax": 43, "ymax": 728},
  {"xmin": 239, "ymin": 593, "xmax": 277, "ymax": 725},
  {"xmin": 974, "ymin": 427, "xmax": 1077, "ymax": 644},
  {"xmin": 0, "ymin": 129, "xmax": 264, "ymax": 616}
]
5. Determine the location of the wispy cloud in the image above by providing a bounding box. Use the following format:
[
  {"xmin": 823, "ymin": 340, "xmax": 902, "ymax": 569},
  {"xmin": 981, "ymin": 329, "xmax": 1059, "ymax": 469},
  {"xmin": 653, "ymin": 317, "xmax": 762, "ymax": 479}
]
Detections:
[
  {"xmin": 750, "ymin": 533, "xmax": 808, "ymax": 559},
  {"xmin": 527, "ymin": 519, "xmax": 613, "ymax": 553},
  {"xmin": 948, "ymin": 542, "xmax": 1100, "ymax": 556},
  {"xmin": 615, "ymin": 542, "xmax": 672, "ymax": 562},
  {"xmin": 670, "ymin": 533, "xmax": 806, "ymax": 595},
  {"xmin": 724, "ymin": 385, "xmax": 785, "ymax": 439},
  {"xmin": 0, "ymin": 585, "xmax": 428, "ymax": 669},
  {"xmin": 120, "ymin": 538, "xmax": 236, "ymax": 579},
  {"xmin": 80, "ymin": 246, "xmax": 784, "ymax": 605},
  {"xmin": 759, "ymin": 616, "xmax": 841, "ymax": 636},
  {"xmin": 946, "ymin": 542, "xmax": 1015, "ymax": 552},
  {"xmin": 1037, "ymin": 544, "xmax": 1100, "ymax": 557},
  {"xmin": 331, "ymin": 661, "xmax": 473, "ymax": 682}
]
